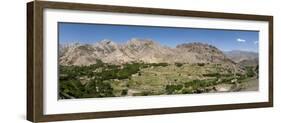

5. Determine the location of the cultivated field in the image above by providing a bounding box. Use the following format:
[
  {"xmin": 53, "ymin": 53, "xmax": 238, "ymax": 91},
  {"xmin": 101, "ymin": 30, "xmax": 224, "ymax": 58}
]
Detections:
[{"xmin": 59, "ymin": 61, "xmax": 258, "ymax": 99}]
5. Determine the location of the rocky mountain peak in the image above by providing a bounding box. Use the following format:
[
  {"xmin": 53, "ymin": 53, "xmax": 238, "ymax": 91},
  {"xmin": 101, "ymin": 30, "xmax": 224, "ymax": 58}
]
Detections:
[
  {"xmin": 124, "ymin": 38, "xmax": 161, "ymax": 52},
  {"xmin": 128, "ymin": 38, "xmax": 157, "ymax": 46},
  {"xmin": 176, "ymin": 42, "xmax": 223, "ymax": 55}
]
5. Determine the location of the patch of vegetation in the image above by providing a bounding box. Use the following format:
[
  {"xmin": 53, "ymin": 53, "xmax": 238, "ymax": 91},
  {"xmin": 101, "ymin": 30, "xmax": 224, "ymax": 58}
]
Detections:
[
  {"xmin": 203, "ymin": 73, "xmax": 220, "ymax": 77},
  {"xmin": 59, "ymin": 61, "xmax": 252, "ymax": 99},
  {"xmin": 197, "ymin": 63, "xmax": 205, "ymax": 66},
  {"xmin": 59, "ymin": 61, "xmax": 172, "ymax": 99},
  {"xmin": 245, "ymin": 66, "xmax": 255, "ymax": 77},
  {"xmin": 165, "ymin": 84, "xmax": 183, "ymax": 94},
  {"xmin": 150, "ymin": 63, "xmax": 169, "ymax": 67},
  {"xmin": 175, "ymin": 62, "xmax": 184, "ymax": 67}
]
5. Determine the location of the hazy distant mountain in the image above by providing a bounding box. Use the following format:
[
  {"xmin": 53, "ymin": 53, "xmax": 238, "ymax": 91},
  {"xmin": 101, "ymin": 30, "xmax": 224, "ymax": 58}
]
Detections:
[
  {"xmin": 224, "ymin": 50, "xmax": 258, "ymax": 66},
  {"xmin": 59, "ymin": 38, "xmax": 236, "ymax": 66}
]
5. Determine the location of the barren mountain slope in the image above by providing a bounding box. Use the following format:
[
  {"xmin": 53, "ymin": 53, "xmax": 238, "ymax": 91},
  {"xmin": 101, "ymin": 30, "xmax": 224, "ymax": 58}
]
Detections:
[{"xmin": 59, "ymin": 39, "xmax": 239, "ymax": 69}]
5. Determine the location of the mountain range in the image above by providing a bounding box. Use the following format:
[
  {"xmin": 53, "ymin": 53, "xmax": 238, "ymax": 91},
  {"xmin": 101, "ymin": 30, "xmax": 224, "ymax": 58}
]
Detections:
[
  {"xmin": 224, "ymin": 50, "xmax": 258, "ymax": 66},
  {"xmin": 59, "ymin": 38, "xmax": 258, "ymax": 67}
]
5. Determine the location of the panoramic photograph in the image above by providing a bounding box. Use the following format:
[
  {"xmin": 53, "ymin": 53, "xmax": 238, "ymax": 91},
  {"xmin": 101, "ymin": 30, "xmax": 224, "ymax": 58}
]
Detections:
[{"xmin": 58, "ymin": 22, "xmax": 259, "ymax": 99}]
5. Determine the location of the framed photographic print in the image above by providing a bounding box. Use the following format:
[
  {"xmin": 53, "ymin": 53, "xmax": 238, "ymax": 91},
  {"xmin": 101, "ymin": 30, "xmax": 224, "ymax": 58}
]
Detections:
[{"xmin": 27, "ymin": 1, "xmax": 273, "ymax": 122}]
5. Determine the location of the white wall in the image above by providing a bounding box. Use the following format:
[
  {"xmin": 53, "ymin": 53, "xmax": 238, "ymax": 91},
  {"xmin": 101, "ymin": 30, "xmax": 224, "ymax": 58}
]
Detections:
[{"xmin": 0, "ymin": 0, "xmax": 280, "ymax": 122}]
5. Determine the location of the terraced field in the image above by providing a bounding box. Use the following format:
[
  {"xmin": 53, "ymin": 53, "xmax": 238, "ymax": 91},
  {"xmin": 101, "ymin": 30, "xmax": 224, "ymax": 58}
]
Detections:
[{"xmin": 59, "ymin": 62, "xmax": 257, "ymax": 99}]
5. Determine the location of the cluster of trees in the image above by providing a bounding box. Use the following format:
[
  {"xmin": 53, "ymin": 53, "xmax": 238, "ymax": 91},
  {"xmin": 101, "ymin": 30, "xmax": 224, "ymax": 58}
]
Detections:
[
  {"xmin": 203, "ymin": 73, "xmax": 220, "ymax": 77},
  {"xmin": 164, "ymin": 75, "xmax": 243, "ymax": 94},
  {"xmin": 175, "ymin": 62, "xmax": 184, "ymax": 67},
  {"xmin": 245, "ymin": 66, "xmax": 256, "ymax": 78},
  {"xmin": 59, "ymin": 61, "xmax": 171, "ymax": 99},
  {"xmin": 59, "ymin": 78, "xmax": 114, "ymax": 99},
  {"xmin": 197, "ymin": 63, "xmax": 205, "ymax": 66},
  {"xmin": 165, "ymin": 84, "xmax": 184, "ymax": 94},
  {"xmin": 165, "ymin": 78, "xmax": 217, "ymax": 94},
  {"xmin": 203, "ymin": 72, "xmax": 236, "ymax": 79}
]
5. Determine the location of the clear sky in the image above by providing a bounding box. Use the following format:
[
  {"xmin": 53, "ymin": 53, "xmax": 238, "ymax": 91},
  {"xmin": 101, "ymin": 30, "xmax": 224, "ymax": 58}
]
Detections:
[{"xmin": 59, "ymin": 22, "xmax": 259, "ymax": 52}]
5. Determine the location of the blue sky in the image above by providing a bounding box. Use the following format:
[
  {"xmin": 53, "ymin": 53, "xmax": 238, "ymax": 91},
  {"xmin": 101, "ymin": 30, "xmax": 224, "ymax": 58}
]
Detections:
[{"xmin": 59, "ymin": 22, "xmax": 259, "ymax": 52}]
